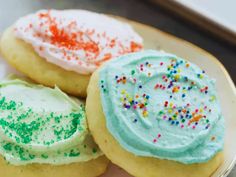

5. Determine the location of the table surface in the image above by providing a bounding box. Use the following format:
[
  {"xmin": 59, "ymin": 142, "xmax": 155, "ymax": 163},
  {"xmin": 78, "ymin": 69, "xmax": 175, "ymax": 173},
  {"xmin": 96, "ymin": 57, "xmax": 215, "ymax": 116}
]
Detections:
[{"xmin": 0, "ymin": 0, "xmax": 235, "ymax": 176}]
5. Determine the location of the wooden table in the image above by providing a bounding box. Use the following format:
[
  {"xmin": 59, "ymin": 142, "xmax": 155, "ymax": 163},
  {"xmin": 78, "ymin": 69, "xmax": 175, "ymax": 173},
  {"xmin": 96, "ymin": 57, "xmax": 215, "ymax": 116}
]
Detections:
[{"xmin": 0, "ymin": 0, "xmax": 235, "ymax": 176}]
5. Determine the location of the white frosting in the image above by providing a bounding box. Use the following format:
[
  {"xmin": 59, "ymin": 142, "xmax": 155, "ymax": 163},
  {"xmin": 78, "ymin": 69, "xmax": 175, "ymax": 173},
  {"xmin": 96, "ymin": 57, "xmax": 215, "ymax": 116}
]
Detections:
[{"xmin": 14, "ymin": 9, "xmax": 143, "ymax": 75}]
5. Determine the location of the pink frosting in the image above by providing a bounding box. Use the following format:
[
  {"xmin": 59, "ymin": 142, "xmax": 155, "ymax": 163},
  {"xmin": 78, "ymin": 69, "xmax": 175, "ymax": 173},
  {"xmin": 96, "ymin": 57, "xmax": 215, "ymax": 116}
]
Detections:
[{"xmin": 14, "ymin": 9, "xmax": 143, "ymax": 75}]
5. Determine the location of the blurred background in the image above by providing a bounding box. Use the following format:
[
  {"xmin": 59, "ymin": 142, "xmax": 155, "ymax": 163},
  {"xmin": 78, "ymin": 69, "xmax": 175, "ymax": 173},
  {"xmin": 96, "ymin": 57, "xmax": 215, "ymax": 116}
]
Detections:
[{"xmin": 0, "ymin": 0, "xmax": 235, "ymax": 176}]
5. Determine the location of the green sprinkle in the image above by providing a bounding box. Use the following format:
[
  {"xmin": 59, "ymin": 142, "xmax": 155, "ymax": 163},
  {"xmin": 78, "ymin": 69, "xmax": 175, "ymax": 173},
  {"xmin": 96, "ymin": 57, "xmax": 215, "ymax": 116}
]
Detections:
[
  {"xmin": 41, "ymin": 154, "xmax": 48, "ymax": 159},
  {"xmin": 3, "ymin": 143, "xmax": 12, "ymax": 151},
  {"xmin": 158, "ymin": 111, "xmax": 164, "ymax": 115},
  {"xmin": 92, "ymin": 148, "xmax": 97, "ymax": 153},
  {"xmin": 68, "ymin": 150, "xmax": 80, "ymax": 157}
]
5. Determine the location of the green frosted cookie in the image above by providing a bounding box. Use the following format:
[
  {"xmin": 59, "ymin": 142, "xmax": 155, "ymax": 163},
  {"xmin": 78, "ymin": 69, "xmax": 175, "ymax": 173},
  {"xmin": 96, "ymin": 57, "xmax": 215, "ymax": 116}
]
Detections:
[{"xmin": 0, "ymin": 78, "xmax": 108, "ymax": 177}]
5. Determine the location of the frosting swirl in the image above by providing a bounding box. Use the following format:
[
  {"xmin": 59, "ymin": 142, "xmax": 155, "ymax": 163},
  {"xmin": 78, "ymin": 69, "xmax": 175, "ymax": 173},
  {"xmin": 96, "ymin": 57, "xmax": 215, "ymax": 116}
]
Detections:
[
  {"xmin": 0, "ymin": 79, "xmax": 102, "ymax": 165},
  {"xmin": 14, "ymin": 9, "xmax": 143, "ymax": 75},
  {"xmin": 99, "ymin": 50, "xmax": 224, "ymax": 164}
]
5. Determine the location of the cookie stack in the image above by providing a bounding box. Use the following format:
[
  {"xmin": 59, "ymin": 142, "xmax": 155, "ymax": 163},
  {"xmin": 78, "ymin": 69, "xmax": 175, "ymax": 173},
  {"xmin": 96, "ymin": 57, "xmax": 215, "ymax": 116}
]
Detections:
[{"xmin": 0, "ymin": 9, "xmax": 224, "ymax": 177}]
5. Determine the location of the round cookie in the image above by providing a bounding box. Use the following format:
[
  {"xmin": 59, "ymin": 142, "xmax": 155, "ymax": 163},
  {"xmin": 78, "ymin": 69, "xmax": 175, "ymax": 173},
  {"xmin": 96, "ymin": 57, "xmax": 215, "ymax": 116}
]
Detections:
[
  {"xmin": 0, "ymin": 78, "xmax": 109, "ymax": 177},
  {"xmin": 0, "ymin": 9, "xmax": 143, "ymax": 97},
  {"xmin": 0, "ymin": 28, "xmax": 90, "ymax": 97},
  {"xmin": 86, "ymin": 50, "xmax": 224, "ymax": 177}
]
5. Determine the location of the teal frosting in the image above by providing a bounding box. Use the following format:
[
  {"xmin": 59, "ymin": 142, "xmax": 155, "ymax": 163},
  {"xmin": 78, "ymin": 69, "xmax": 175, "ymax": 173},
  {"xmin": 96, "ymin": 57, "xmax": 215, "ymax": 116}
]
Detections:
[{"xmin": 99, "ymin": 50, "xmax": 224, "ymax": 164}]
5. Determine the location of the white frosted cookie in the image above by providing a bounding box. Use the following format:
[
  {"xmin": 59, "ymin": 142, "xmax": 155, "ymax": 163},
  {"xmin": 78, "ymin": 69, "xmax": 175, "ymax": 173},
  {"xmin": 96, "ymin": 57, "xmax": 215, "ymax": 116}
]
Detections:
[
  {"xmin": 0, "ymin": 78, "xmax": 109, "ymax": 177},
  {"xmin": 0, "ymin": 9, "xmax": 143, "ymax": 97},
  {"xmin": 86, "ymin": 50, "xmax": 224, "ymax": 177}
]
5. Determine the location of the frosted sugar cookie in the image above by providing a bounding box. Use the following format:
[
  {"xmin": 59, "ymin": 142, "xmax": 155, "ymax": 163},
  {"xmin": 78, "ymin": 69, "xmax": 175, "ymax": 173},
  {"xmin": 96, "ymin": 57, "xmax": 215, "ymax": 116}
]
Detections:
[
  {"xmin": 0, "ymin": 9, "xmax": 143, "ymax": 97},
  {"xmin": 0, "ymin": 78, "xmax": 108, "ymax": 177},
  {"xmin": 86, "ymin": 50, "xmax": 224, "ymax": 177}
]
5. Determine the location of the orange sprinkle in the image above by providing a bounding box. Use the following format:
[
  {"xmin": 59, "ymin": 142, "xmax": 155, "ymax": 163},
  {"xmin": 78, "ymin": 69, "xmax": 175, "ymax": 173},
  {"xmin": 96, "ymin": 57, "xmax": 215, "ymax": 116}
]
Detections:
[
  {"xmin": 130, "ymin": 41, "xmax": 143, "ymax": 52},
  {"xmin": 139, "ymin": 104, "xmax": 144, "ymax": 109},
  {"xmin": 109, "ymin": 39, "xmax": 116, "ymax": 48},
  {"xmin": 67, "ymin": 56, "xmax": 71, "ymax": 60},
  {"xmin": 94, "ymin": 53, "xmax": 112, "ymax": 66},
  {"xmin": 189, "ymin": 115, "xmax": 203, "ymax": 123},
  {"xmin": 39, "ymin": 46, "xmax": 44, "ymax": 51},
  {"xmin": 172, "ymin": 86, "xmax": 179, "ymax": 93}
]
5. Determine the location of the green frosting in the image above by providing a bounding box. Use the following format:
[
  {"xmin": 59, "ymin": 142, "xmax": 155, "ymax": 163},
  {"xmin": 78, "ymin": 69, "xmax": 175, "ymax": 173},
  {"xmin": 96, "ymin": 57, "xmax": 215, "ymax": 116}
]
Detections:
[
  {"xmin": 0, "ymin": 79, "xmax": 102, "ymax": 165},
  {"xmin": 99, "ymin": 50, "xmax": 224, "ymax": 164}
]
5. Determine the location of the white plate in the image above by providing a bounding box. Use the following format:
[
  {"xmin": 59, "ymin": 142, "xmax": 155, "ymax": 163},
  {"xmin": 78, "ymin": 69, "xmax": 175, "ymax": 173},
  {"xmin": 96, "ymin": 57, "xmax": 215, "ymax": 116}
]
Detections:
[{"xmin": 0, "ymin": 17, "xmax": 236, "ymax": 177}]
